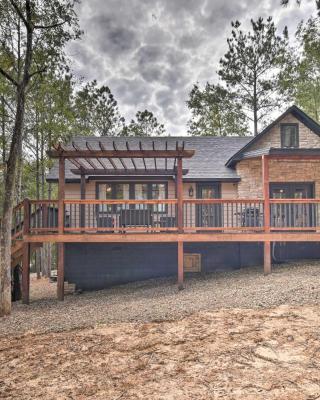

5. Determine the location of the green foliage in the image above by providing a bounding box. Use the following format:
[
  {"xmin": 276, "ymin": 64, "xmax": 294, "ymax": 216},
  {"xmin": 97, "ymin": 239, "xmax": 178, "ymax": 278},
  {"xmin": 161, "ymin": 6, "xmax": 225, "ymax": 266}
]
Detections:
[
  {"xmin": 73, "ymin": 80, "xmax": 125, "ymax": 136},
  {"xmin": 218, "ymin": 17, "xmax": 288, "ymax": 134},
  {"xmin": 280, "ymin": 17, "xmax": 320, "ymax": 122},
  {"xmin": 281, "ymin": 0, "xmax": 320, "ymax": 17},
  {"xmin": 187, "ymin": 83, "xmax": 248, "ymax": 136},
  {"xmin": 123, "ymin": 110, "xmax": 166, "ymax": 136}
]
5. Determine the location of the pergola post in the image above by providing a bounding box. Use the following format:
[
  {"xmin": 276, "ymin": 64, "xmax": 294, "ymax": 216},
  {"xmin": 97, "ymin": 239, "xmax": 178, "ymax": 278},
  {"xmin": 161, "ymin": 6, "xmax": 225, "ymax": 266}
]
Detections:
[
  {"xmin": 80, "ymin": 172, "xmax": 86, "ymax": 229},
  {"xmin": 177, "ymin": 157, "xmax": 183, "ymax": 233},
  {"xmin": 57, "ymin": 157, "xmax": 65, "ymax": 300},
  {"xmin": 176, "ymin": 157, "xmax": 184, "ymax": 289},
  {"xmin": 22, "ymin": 198, "xmax": 30, "ymax": 304},
  {"xmin": 262, "ymin": 155, "xmax": 271, "ymax": 275}
]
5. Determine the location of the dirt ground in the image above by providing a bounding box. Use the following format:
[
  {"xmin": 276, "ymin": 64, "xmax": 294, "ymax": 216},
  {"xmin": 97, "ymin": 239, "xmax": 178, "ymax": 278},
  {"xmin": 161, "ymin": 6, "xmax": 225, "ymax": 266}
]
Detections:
[
  {"xmin": 1, "ymin": 262, "xmax": 320, "ymax": 399},
  {"xmin": 1, "ymin": 305, "xmax": 320, "ymax": 399}
]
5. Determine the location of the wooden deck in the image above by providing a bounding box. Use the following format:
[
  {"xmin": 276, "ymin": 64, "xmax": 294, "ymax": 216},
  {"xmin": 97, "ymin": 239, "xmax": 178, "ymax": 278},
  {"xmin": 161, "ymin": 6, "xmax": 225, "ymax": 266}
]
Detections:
[
  {"xmin": 12, "ymin": 196, "xmax": 320, "ymax": 305},
  {"xmin": 11, "ymin": 148, "xmax": 320, "ymax": 304}
]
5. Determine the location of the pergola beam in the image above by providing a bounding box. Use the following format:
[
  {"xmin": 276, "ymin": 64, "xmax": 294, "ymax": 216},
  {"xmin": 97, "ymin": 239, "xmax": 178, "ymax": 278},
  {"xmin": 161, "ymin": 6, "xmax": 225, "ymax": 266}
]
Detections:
[
  {"xmin": 48, "ymin": 149, "xmax": 195, "ymax": 159},
  {"xmin": 70, "ymin": 168, "xmax": 189, "ymax": 176}
]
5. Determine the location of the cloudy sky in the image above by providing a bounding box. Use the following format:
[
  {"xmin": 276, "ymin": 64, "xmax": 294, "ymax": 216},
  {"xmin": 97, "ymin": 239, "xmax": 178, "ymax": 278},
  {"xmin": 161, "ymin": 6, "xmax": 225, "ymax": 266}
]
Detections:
[{"xmin": 68, "ymin": 0, "xmax": 316, "ymax": 135}]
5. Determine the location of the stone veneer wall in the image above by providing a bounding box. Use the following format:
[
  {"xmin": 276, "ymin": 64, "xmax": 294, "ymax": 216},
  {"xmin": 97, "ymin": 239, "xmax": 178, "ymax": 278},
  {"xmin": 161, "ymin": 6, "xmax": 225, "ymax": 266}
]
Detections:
[
  {"xmin": 250, "ymin": 114, "xmax": 320, "ymax": 150},
  {"xmin": 237, "ymin": 159, "xmax": 320, "ymax": 198},
  {"xmin": 236, "ymin": 112, "xmax": 320, "ymax": 198}
]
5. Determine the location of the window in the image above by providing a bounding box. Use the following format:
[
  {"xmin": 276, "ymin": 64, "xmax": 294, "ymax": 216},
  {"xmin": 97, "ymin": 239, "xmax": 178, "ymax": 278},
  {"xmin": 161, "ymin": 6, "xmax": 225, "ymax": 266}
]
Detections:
[
  {"xmin": 96, "ymin": 182, "xmax": 168, "ymax": 212},
  {"xmin": 281, "ymin": 124, "xmax": 299, "ymax": 148},
  {"xmin": 135, "ymin": 184, "xmax": 148, "ymax": 209},
  {"xmin": 151, "ymin": 183, "xmax": 166, "ymax": 212},
  {"xmin": 98, "ymin": 183, "xmax": 129, "ymax": 211}
]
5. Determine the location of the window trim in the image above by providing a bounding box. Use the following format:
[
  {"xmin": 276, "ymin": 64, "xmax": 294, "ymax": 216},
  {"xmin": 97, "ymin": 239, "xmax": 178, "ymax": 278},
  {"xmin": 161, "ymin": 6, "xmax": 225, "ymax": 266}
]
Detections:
[{"xmin": 280, "ymin": 123, "xmax": 299, "ymax": 148}]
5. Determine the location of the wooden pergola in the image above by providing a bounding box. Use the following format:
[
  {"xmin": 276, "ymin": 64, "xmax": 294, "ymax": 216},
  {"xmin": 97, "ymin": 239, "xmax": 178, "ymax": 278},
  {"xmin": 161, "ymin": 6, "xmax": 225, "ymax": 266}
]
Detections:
[{"xmin": 44, "ymin": 140, "xmax": 195, "ymax": 300}]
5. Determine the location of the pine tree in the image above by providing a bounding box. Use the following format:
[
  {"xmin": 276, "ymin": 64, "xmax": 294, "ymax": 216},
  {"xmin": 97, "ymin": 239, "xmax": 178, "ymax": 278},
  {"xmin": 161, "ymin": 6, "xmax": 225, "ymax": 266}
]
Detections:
[
  {"xmin": 187, "ymin": 83, "xmax": 248, "ymax": 136},
  {"xmin": 124, "ymin": 110, "xmax": 166, "ymax": 136},
  {"xmin": 218, "ymin": 17, "xmax": 288, "ymax": 135}
]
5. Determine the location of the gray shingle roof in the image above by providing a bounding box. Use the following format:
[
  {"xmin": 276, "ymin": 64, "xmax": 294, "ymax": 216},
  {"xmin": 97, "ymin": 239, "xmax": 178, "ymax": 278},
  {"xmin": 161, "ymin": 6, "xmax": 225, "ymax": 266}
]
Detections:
[{"xmin": 47, "ymin": 136, "xmax": 252, "ymax": 182}]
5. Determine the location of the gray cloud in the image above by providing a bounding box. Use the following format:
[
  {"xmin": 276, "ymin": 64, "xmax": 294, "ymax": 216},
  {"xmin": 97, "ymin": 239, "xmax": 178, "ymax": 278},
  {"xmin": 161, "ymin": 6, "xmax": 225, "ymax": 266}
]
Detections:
[{"xmin": 69, "ymin": 0, "xmax": 315, "ymax": 135}]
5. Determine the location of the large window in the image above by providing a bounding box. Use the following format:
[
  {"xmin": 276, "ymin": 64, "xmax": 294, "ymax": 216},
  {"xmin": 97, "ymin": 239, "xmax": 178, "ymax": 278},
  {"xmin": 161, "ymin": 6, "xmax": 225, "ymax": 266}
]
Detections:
[
  {"xmin": 98, "ymin": 183, "xmax": 129, "ymax": 211},
  {"xmin": 151, "ymin": 183, "xmax": 166, "ymax": 212},
  {"xmin": 97, "ymin": 182, "xmax": 168, "ymax": 212},
  {"xmin": 281, "ymin": 124, "xmax": 299, "ymax": 148}
]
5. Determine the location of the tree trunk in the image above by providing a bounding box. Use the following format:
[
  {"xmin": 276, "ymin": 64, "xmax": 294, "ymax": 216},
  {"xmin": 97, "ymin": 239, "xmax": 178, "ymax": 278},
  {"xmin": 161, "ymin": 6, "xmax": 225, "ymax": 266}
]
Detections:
[
  {"xmin": 253, "ymin": 73, "xmax": 258, "ymax": 136},
  {"xmin": 0, "ymin": 86, "xmax": 26, "ymax": 316},
  {"xmin": 0, "ymin": 2, "xmax": 33, "ymax": 315},
  {"xmin": 1, "ymin": 96, "xmax": 6, "ymax": 164}
]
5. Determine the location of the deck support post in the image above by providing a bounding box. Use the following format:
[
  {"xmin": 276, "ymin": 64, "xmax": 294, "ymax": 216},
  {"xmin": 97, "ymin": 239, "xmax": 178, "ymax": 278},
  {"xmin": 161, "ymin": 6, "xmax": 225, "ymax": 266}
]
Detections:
[
  {"xmin": 22, "ymin": 243, "xmax": 30, "ymax": 304},
  {"xmin": 262, "ymin": 155, "xmax": 272, "ymax": 274},
  {"xmin": 177, "ymin": 157, "xmax": 183, "ymax": 233},
  {"xmin": 57, "ymin": 157, "xmax": 65, "ymax": 300},
  {"xmin": 22, "ymin": 199, "xmax": 30, "ymax": 304},
  {"xmin": 178, "ymin": 241, "xmax": 184, "ymax": 290},
  {"xmin": 264, "ymin": 241, "xmax": 271, "ymax": 275},
  {"xmin": 57, "ymin": 243, "xmax": 65, "ymax": 300}
]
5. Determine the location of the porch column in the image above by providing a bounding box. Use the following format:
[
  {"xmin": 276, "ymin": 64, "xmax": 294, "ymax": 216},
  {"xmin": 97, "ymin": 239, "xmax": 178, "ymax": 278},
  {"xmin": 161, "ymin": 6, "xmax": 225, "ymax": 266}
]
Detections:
[
  {"xmin": 22, "ymin": 198, "xmax": 30, "ymax": 304},
  {"xmin": 177, "ymin": 157, "xmax": 183, "ymax": 233},
  {"xmin": 57, "ymin": 157, "xmax": 65, "ymax": 301},
  {"xmin": 176, "ymin": 157, "xmax": 184, "ymax": 289},
  {"xmin": 80, "ymin": 172, "xmax": 86, "ymax": 228},
  {"xmin": 262, "ymin": 155, "xmax": 271, "ymax": 274}
]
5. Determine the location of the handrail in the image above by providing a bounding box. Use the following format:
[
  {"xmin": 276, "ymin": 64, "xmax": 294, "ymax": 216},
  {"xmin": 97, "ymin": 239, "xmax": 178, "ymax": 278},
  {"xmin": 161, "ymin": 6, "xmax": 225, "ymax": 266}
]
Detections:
[
  {"xmin": 270, "ymin": 198, "xmax": 320, "ymax": 203},
  {"xmin": 64, "ymin": 199, "xmax": 178, "ymax": 205},
  {"xmin": 183, "ymin": 199, "xmax": 263, "ymax": 204}
]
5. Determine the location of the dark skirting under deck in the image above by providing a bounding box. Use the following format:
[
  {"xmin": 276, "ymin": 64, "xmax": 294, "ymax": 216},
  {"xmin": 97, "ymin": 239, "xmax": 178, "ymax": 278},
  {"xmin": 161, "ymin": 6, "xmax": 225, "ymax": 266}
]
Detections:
[{"xmin": 64, "ymin": 242, "xmax": 320, "ymax": 291}]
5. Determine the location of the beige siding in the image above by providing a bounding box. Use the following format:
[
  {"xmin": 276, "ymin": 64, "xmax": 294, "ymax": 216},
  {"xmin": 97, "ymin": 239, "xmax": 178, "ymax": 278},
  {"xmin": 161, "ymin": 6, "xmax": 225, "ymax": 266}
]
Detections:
[{"xmin": 221, "ymin": 182, "xmax": 238, "ymax": 199}]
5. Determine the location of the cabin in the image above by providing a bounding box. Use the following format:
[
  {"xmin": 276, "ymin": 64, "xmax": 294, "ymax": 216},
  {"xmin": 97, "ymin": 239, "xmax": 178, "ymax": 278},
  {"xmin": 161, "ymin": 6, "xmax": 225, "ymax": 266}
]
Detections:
[{"xmin": 11, "ymin": 105, "xmax": 320, "ymax": 303}]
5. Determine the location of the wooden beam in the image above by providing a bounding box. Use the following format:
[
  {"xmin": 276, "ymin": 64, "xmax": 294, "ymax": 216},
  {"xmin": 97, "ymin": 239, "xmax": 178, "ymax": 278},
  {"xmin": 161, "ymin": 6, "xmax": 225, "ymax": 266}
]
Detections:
[
  {"xmin": 24, "ymin": 232, "xmax": 320, "ymax": 243},
  {"xmin": 178, "ymin": 241, "xmax": 184, "ymax": 290},
  {"xmin": 48, "ymin": 149, "xmax": 195, "ymax": 159},
  {"xmin": 23, "ymin": 198, "xmax": 30, "ymax": 235},
  {"xmin": 99, "ymin": 142, "xmax": 118, "ymax": 169},
  {"xmin": 58, "ymin": 157, "xmax": 65, "ymax": 234},
  {"xmin": 57, "ymin": 157, "xmax": 65, "ymax": 301},
  {"xmin": 70, "ymin": 168, "xmax": 188, "ymax": 176},
  {"xmin": 22, "ymin": 243, "xmax": 30, "ymax": 304},
  {"xmin": 264, "ymin": 241, "xmax": 271, "ymax": 275},
  {"xmin": 139, "ymin": 141, "xmax": 147, "ymax": 170},
  {"xmin": 113, "ymin": 142, "xmax": 127, "ymax": 170},
  {"xmin": 177, "ymin": 157, "xmax": 183, "ymax": 233},
  {"xmin": 80, "ymin": 174, "xmax": 86, "ymax": 228},
  {"xmin": 57, "ymin": 243, "xmax": 65, "ymax": 301},
  {"xmin": 262, "ymin": 155, "xmax": 270, "ymax": 232}
]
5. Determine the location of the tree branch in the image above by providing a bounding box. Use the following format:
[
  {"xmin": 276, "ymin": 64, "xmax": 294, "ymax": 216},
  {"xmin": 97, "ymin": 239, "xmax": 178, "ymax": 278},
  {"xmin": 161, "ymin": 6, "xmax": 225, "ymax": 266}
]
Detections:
[
  {"xmin": 9, "ymin": 0, "xmax": 29, "ymax": 28},
  {"xmin": 0, "ymin": 67, "xmax": 18, "ymax": 87},
  {"xmin": 28, "ymin": 67, "xmax": 47, "ymax": 79},
  {"xmin": 34, "ymin": 21, "xmax": 66, "ymax": 30}
]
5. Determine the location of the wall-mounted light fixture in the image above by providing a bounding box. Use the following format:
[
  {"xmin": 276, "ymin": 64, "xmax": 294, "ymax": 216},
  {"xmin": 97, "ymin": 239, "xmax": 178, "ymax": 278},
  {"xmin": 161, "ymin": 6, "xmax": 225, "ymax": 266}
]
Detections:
[{"xmin": 188, "ymin": 186, "xmax": 194, "ymax": 197}]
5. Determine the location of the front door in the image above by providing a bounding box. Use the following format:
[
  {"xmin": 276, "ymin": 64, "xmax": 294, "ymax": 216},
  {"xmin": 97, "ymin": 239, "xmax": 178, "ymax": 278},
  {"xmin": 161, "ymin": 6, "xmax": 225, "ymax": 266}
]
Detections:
[
  {"xmin": 270, "ymin": 183, "xmax": 314, "ymax": 228},
  {"xmin": 196, "ymin": 183, "xmax": 221, "ymax": 227}
]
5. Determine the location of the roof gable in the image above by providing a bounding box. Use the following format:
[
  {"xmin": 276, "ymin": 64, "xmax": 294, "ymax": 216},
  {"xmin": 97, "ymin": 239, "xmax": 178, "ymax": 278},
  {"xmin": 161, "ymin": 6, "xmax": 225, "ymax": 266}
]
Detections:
[{"xmin": 226, "ymin": 105, "xmax": 320, "ymax": 168}]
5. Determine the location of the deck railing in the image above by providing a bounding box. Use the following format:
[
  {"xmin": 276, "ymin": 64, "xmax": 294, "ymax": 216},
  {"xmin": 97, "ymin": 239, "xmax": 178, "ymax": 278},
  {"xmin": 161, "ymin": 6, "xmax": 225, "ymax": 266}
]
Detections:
[
  {"xmin": 270, "ymin": 199, "xmax": 320, "ymax": 230},
  {"xmin": 64, "ymin": 199, "xmax": 178, "ymax": 232},
  {"xmin": 12, "ymin": 198, "xmax": 320, "ymax": 235},
  {"xmin": 183, "ymin": 199, "xmax": 264, "ymax": 231}
]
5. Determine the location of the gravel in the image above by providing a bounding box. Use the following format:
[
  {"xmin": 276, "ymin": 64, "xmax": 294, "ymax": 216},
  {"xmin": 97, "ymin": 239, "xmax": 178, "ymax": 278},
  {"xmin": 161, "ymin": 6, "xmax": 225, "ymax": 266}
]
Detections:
[{"xmin": 1, "ymin": 260, "xmax": 320, "ymax": 337}]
